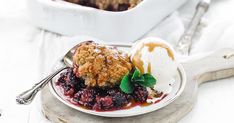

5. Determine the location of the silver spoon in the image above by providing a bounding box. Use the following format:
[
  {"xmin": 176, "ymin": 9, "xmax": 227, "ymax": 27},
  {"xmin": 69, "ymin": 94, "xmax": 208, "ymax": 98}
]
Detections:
[
  {"xmin": 176, "ymin": 0, "xmax": 210, "ymax": 55},
  {"xmin": 16, "ymin": 42, "xmax": 131, "ymax": 105},
  {"xmin": 16, "ymin": 49, "xmax": 73, "ymax": 105}
]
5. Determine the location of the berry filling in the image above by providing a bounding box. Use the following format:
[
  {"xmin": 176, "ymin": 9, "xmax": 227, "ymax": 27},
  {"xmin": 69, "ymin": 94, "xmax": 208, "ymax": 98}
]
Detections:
[{"xmin": 56, "ymin": 68, "xmax": 150, "ymax": 111}]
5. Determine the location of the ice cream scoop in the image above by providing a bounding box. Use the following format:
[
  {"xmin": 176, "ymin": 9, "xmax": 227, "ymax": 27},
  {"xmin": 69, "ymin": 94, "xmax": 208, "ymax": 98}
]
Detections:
[{"xmin": 130, "ymin": 37, "xmax": 178, "ymax": 93}]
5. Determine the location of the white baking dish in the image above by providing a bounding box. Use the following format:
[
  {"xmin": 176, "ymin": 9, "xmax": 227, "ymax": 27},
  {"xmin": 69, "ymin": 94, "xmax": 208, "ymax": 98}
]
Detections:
[{"xmin": 27, "ymin": 0, "xmax": 187, "ymax": 42}]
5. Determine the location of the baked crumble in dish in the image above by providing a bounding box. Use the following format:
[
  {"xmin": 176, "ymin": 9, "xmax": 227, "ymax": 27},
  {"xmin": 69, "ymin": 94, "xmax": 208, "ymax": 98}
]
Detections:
[
  {"xmin": 63, "ymin": 0, "xmax": 142, "ymax": 11},
  {"xmin": 56, "ymin": 41, "xmax": 173, "ymax": 111}
]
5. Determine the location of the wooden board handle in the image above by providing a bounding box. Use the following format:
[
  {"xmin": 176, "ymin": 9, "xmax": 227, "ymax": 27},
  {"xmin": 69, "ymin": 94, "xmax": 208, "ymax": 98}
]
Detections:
[{"xmin": 182, "ymin": 48, "xmax": 234, "ymax": 85}]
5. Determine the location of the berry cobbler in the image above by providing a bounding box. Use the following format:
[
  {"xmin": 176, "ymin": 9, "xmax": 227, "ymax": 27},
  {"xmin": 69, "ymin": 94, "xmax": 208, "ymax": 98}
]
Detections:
[{"xmin": 56, "ymin": 41, "xmax": 167, "ymax": 111}]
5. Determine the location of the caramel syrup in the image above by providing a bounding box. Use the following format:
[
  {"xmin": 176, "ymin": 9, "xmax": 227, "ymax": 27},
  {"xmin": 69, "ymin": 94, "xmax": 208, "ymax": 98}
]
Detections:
[{"xmin": 132, "ymin": 42, "xmax": 174, "ymax": 74}]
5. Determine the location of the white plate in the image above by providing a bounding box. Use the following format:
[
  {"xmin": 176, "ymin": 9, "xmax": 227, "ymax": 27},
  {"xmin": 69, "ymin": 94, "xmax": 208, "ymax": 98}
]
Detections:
[{"xmin": 48, "ymin": 54, "xmax": 186, "ymax": 117}]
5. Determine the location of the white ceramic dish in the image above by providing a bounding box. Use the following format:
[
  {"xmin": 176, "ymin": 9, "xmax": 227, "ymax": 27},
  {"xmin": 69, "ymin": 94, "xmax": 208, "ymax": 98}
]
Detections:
[
  {"xmin": 27, "ymin": 0, "xmax": 187, "ymax": 42},
  {"xmin": 48, "ymin": 45, "xmax": 186, "ymax": 117}
]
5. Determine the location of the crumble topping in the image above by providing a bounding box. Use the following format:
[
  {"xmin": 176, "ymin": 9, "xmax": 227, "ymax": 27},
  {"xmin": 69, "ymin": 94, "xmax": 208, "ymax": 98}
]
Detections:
[
  {"xmin": 73, "ymin": 41, "xmax": 132, "ymax": 87},
  {"xmin": 64, "ymin": 0, "xmax": 142, "ymax": 11}
]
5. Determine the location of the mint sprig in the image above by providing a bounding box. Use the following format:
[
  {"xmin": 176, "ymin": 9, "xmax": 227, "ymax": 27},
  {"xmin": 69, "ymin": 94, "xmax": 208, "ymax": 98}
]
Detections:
[
  {"xmin": 120, "ymin": 74, "xmax": 134, "ymax": 94},
  {"xmin": 120, "ymin": 69, "xmax": 157, "ymax": 94},
  {"xmin": 135, "ymin": 74, "xmax": 156, "ymax": 88},
  {"xmin": 131, "ymin": 69, "xmax": 140, "ymax": 81}
]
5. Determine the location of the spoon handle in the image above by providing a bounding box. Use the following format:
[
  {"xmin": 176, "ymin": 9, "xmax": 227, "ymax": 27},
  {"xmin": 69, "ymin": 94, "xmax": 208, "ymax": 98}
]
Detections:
[
  {"xmin": 16, "ymin": 67, "xmax": 68, "ymax": 105},
  {"xmin": 176, "ymin": 0, "xmax": 210, "ymax": 55}
]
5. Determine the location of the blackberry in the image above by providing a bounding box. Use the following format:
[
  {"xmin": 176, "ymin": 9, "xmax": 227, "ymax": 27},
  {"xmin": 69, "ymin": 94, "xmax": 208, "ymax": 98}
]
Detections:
[
  {"xmin": 93, "ymin": 103, "xmax": 102, "ymax": 110},
  {"xmin": 107, "ymin": 88, "xmax": 118, "ymax": 96},
  {"xmin": 57, "ymin": 75, "xmax": 66, "ymax": 85},
  {"xmin": 57, "ymin": 68, "xmax": 150, "ymax": 111},
  {"xmin": 56, "ymin": 68, "xmax": 86, "ymax": 96},
  {"xmin": 94, "ymin": 96, "xmax": 114, "ymax": 110},
  {"xmin": 69, "ymin": 75, "xmax": 85, "ymax": 92},
  {"xmin": 132, "ymin": 85, "xmax": 148, "ymax": 103},
  {"xmin": 68, "ymin": 70, "xmax": 77, "ymax": 85},
  {"xmin": 107, "ymin": 88, "xmax": 130, "ymax": 108},
  {"xmin": 73, "ymin": 88, "xmax": 96, "ymax": 109},
  {"xmin": 101, "ymin": 96, "xmax": 114, "ymax": 110},
  {"xmin": 112, "ymin": 93, "xmax": 129, "ymax": 108},
  {"xmin": 95, "ymin": 87, "xmax": 108, "ymax": 97},
  {"xmin": 64, "ymin": 87, "xmax": 75, "ymax": 96}
]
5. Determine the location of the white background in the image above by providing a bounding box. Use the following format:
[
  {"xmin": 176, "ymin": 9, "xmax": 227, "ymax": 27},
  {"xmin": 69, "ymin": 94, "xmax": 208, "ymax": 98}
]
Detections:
[{"xmin": 0, "ymin": 0, "xmax": 234, "ymax": 123}]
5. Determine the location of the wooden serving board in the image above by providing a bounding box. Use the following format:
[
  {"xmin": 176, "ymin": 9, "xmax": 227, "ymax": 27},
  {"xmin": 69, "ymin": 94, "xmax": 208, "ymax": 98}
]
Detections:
[{"xmin": 41, "ymin": 48, "xmax": 234, "ymax": 123}]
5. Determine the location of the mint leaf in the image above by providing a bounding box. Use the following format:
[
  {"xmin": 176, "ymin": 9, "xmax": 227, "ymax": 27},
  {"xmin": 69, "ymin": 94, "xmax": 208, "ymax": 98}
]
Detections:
[
  {"xmin": 119, "ymin": 69, "xmax": 157, "ymax": 94},
  {"xmin": 143, "ymin": 74, "xmax": 156, "ymax": 87},
  {"xmin": 131, "ymin": 69, "xmax": 140, "ymax": 81},
  {"xmin": 135, "ymin": 74, "xmax": 156, "ymax": 87},
  {"xmin": 135, "ymin": 81, "xmax": 148, "ymax": 87},
  {"xmin": 134, "ymin": 74, "xmax": 156, "ymax": 87},
  {"xmin": 120, "ymin": 74, "xmax": 134, "ymax": 94},
  {"xmin": 134, "ymin": 75, "xmax": 144, "ymax": 82}
]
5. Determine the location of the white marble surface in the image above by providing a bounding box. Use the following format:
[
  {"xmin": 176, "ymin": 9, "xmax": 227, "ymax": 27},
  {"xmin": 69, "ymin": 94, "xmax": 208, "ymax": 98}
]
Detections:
[{"xmin": 0, "ymin": 0, "xmax": 234, "ymax": 123}]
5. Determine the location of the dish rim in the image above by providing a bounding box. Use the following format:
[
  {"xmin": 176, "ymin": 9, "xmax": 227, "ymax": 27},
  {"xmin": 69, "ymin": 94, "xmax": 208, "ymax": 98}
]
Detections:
[{"xmin": 34, "ymin": 0, "xmax": 147, "ymax": 14}]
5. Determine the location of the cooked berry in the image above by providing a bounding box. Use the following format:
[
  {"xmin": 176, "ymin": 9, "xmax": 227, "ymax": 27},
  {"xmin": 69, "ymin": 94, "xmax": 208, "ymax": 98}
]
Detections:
[
  {"xmin": 132, "ymin": 85, "xmax": 148, "ymax": 102},
  {"xmin": 95, "ymin": 96, "xmax": 114, "ymax": 110},
  {"xmin": 107, "ymin": 88, "xmax": 130, "ymax": 108},
  {"xmin": 112, "ymin": 93, "xmax": 129, "ymax": 108},
  {"xmin": 57, "ymin": 75, "xmax": 66, "ymax": 84},
  {"xmin": 64, "ymin": 88, "xmax": 75, "ymax": 96},
  {"xmin": 57, "ymin": 68, "xmax": 151, "ymax": 111},
  {"xmin": 101, "ymin": 96, "xmax": 114, "ymax": 110},
  {"xmin": 56, "ymin": 68, "xmax": 86, "ymax": 96},
  {"xmin": 93, "ymin": 103, "xmax": 102, "ymax": 110},
  {"xmin": 68, "ymin": 71, "xmax": 77, "ymax": 84},
  {"xmin": 95, "ymin": 88, "xmax": 108, "ymax": 97},
  {"xmin": 73, "ymin": 88, "xmax": 96, "ymax": 108}
]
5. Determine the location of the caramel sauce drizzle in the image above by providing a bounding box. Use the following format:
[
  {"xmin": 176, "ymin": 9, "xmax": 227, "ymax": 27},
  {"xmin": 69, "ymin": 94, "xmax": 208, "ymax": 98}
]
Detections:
[
  {"xmin": 147, "ymin": 62, "xmax": 151, "ymax": 74},
  {"xmin": 132, "ymin": 44, "xmax": 145, "ymax": 73},
  {"xmin": 132, "ymin": 42, "xmax": 174, "ymax": 74},
  {"xmin": 144, "ymin": 42, "xmax": 174, "ymax": 60}
]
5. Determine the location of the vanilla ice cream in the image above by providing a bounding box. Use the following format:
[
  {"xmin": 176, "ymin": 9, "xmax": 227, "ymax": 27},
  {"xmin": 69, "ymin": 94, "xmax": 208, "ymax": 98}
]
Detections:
[{"xmin": 130, "ymin": 37, "xmax": 178, "ymax": 94}]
